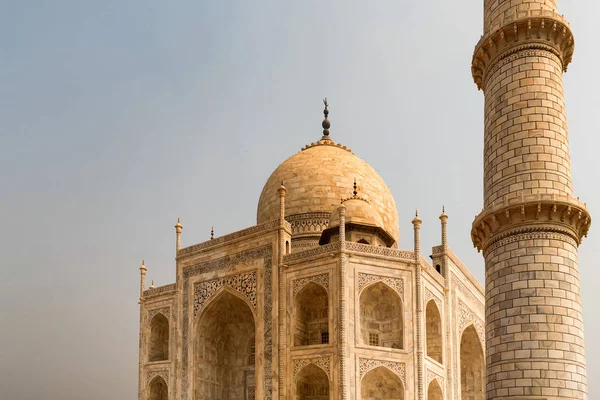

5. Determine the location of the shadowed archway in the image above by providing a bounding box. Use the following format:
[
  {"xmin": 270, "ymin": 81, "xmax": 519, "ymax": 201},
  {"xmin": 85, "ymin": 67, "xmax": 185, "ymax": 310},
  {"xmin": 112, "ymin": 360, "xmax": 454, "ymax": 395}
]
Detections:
[
  {"xmin": 148, "ymin": 376, "xmax": 168, "ymax": 400},
  {"xmin": 195, "ymin": 290, "xmax": 256, "ymax": 400},
  {"xmin": 426, "ymin": 300, "xmax": 443, "ymax": 363},
  {"xmin": 460, "ymin": 325, "xmax": 484, "ymax": 400},
  {"xmin": 295, "ymin": 364, "xmax": 329, "ymax": 399},
  {"xmin": 360, "ymin": 282, "xmax": 403, "ymax": 349},
  {"xmin": 361, "ymin": 366, "xmax": 404, "ymax": 400},
  {"xmin": 149, "ymin": 313, "xmax": 169, "ymax": 362}
]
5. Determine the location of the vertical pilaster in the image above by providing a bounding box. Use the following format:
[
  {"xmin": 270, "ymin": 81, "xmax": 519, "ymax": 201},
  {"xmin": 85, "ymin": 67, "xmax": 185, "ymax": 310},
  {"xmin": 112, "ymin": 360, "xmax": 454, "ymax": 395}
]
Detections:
[
  {"xmin": 138, "ymin": 260, "xmax": 147, "ymax": 400},
  {"xmin": 277, "ymin": 184, "xmax": 286, "ymax": 399},
  {"xmin": 439, "ymin": 209, "xmax": 453, "ymax": 398},
  {"xmin": 412, "ymin": 211, "xmax": 424, "ymax": 400},
  {"xmin": 472, "ymin": 2, "xmax": 591, "ymax": 399},
  {"xmin": 338, "ymin": 204, "xmax": 349, "ymax": 400}
]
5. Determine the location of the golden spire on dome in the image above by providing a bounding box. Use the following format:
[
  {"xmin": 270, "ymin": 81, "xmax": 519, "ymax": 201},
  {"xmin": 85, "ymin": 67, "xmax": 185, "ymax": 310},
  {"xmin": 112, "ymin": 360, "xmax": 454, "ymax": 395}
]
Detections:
[{"xmin": 322, "ymin": 97, "xmax": 330, "ymax": 138}]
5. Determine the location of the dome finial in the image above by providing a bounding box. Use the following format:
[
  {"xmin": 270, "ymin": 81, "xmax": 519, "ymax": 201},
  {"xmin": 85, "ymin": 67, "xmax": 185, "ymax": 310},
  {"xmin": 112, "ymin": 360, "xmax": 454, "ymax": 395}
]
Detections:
[
  {"xmin": 353, "ymin": 178, "xmax": 358, "ymax": 197},
  {"xmin": 322, "ymin": 97, "xmax": 330, "ymax": 138},
  {"xmin": 210, "ymin": 226, "xmax": 214, "ymax": 240}
]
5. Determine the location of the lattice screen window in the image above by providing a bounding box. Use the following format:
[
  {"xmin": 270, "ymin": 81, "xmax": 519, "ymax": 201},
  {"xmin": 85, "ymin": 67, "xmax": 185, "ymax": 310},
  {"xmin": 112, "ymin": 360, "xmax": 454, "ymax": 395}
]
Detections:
[
  {"xmin": 321, "ymin": 331, "xmax": 329, "ymax": 344},
  {"xmin": 369, "ymin": 332, "xmax": 379, "ymax": 346}
]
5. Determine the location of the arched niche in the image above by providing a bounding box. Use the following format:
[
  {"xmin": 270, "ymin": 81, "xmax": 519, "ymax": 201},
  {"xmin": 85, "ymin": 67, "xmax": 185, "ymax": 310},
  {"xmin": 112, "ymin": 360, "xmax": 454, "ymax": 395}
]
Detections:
[
  {"xmin": 460, "ymin": 325, "xmax": 485, "ymax": 400},
  {"xmin": 195, "ymin": 290, "xmax": 256, "ymax": 400},
  {"xmin": 296, "ymin": 364, "xmax": 329, "ymax": 399},
  {"xmin": 294, "ymin": 282, "xmax": 329, "ymax": 346},
  {"xmin": 361, "ymin": 366, "xmax": 404, "ymax": 400},
  {"xmin": 149, "ymin": 313, "xmax": 169, "ymax": 362},
  {"xmin": 427, "ymin": 379, "xmax": 443, "ymax": 400},
  {"xmin": 148, "ymin": 376, "xmax": 168, "ymax": 400},
  {"xmin": 426, "ymin": 300, "xmax": 443, "ymax": 363},
  {"xmin": 359, "ymin": 282, "xmax": 403, "ymax": 349}
]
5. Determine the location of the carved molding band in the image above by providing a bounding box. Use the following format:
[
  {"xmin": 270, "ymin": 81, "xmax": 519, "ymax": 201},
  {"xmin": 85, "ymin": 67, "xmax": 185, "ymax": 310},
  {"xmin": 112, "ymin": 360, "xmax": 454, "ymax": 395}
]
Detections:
[
  {"xmin": 144, "ymin": 283, "xmax": 176, "ymax": 297},
  {"xmin": 148, "ymin": 307, "xmax": 170, "ymax": 322},
  {"xmin": 193, "ymin": 271, "xmax": 257, "ymax": 317},
  {"xmin": 147, "ymin": 369, "xmax": 169, "ymax": 385},
  {"xmin": 293, "ymin": 357, "xmax": 331, "ymax": 379},
  {"xmin": 287, "ymin": 212, "xmax": 331, "ymax": 237},
  {"xmin": 472, "ymin": 14, "xmax": 574, "ymax": 89},
  {"xmin": 471, "ymin": 194, "xmax": 591, "ymax": 252},
  {"xmin": 484, "ymin": 230, "xmax": 578, "ymax": 259},
  {"xmin": 346, "ymin": 242, "xmax": 414, "ymax": 260},
  {"xmin": 358, "ymin": 273, "xmax": 404, "ymax": 299},
  {"xmin": 458, "ymin": 300, "xmax": 485, "ymax": 347},
  {"xmin": 283, "ymin": 241, "xmax": 341, "ymax": 264},
  {"xmin": 359, "ymin": 358, "xmax": 406, "ymax": 385},
  {"xmin": 293, "ymin": 273, "xmax": 330, "ymax": 296}
]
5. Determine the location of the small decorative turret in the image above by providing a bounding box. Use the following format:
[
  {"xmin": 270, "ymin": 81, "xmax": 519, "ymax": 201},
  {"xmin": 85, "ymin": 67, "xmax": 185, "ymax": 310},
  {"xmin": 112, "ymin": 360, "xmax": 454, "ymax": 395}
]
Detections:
[
  {"xmin": 149, "ymin": 280, "xmax": 155, "ymax": 290},
  {"xmin": 175, "ymin": 217, "xmax": 183, "ymax": 252},
  {"xmin": 439, "ymin": 206, "xmax": 448, "ymax": 249},
  {"xmin": 412, "ymin": 209, "xmax": 422, "ymax": 258},
  {"xmin": 139, "ymin": 260, "xmax": 147, "ymax": 299}
]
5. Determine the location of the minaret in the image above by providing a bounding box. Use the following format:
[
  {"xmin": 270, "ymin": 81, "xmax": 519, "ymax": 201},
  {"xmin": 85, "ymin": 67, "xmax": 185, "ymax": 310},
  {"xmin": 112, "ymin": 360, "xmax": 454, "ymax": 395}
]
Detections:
[
  {"xmin": 175, "ymin": 217, "xmax": 182, "ymax": 252},
  {"xmin": 412, "ymin": 211, "xmax": 424, "ymax": 400},
  {"xmin": 471, "ymin": 2, "xmax": 591, "ymax": 399}
]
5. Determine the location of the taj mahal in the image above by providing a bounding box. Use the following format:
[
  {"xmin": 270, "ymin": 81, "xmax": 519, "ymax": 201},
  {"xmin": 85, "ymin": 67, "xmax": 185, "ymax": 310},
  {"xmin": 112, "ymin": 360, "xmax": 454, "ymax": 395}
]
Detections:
[{"xmin": 136, "ymin": 1, "xmax": 591, "ymax": 399}]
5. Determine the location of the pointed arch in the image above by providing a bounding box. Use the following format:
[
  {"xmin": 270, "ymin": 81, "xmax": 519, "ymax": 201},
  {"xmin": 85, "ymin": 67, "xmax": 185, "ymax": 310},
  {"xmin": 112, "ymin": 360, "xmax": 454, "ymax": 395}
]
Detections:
[
  {"xmin": 361, "ymin": 366, "xmax": 404, "ymax": 399},
  {"xmin": 147, "ymin": 376, "xmax": 168, "ymax": 400},
  {"xmin": 294, "ymin": 282, "xmax": 329, "ymax": 346},
  {"xmin": 359, "ymin": 281, "xmax": 403, "ymax": 349},
  {"xmin": 426, "ymin": 300, "xmax": 443, "ymax": 363},
  {"xmin": 460, "ymin": 324, "xmax": 485, "ymax": 400},
  {"xmin": 427, "ymin": 378, "xmax": 443, "ymax": 400},
  {"xmin": 148, "ymin": 313, "xmax": 169, "ymax": 362},
  {"xmin": 194, "ymin": 289, "xmax": 256, "ymax": 400},
  {"xmin": 296, "ymin": 363, "xmax": 329, "ymax": 399}
]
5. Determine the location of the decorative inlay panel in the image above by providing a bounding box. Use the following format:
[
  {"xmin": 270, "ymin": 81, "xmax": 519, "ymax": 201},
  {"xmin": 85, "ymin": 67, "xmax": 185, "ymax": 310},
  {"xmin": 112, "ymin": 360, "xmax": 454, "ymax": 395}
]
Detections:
[
  {"xmin": 293, "ymin": 357, "xmax": 331, "ymax": 378},
  {"xmin": 292, "ymin": 273, "xmax": 330, "ymax": 296},
  {"xmin": 358, "ymin": 273, "xmax": 404, "ymax": 299},
  {"xmin": 283, "ymin": 241, "xmax": 341, "ymax": 263},
  {"xmin": 427, "ymin": 369, "xmax": 444, "ymax": 387},
  {"xmin": 147, "ymin": 368, "xmax": 169, "ymax": 385},
  {"xmin": 148, "ymin": 307, "xmax": 170, "ymax": 322},
  {"xmin": 358, "ymin": 358, "xmax": 406, "ymax": 385},
  {"xmin": 144, "ymin": 283, "xmax": 176, "ymax": 297},
  {"xmin": 346, "ymin": 242, "xmax": 414, "ymax": 260},
  {"xmin": 424, "ymin": 288, "xmax": 442, "ymax": 310},
  {"xmin": 181, "ymin": 245, "xmax": 273, "ymax": 400},
  {"xmin": 193, "ymin": 271, "xmax": 257, "ymax": 317},
  {"xmin": 458, "ymin": 300, "xmax": 485, "ymax": 346}
]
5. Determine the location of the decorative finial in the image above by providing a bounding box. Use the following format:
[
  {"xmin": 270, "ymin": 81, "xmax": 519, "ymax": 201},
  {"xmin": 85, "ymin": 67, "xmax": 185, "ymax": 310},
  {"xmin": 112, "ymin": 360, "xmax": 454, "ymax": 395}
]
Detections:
[
  {"xmin": 142, "ymin": 259, "xmax": 145, "ymax": 265},
  {"xmin": 322, "ymin": 97, "xmax": 330, "ymax": 137},
  {"xmin": 210, "ymin": 226, "xmax": 214, "ymax": 240},
  {"xmin": 442, "ymin": 205, "xmax": 445, "ymax": 213},
  {"xmin": 416, "ymin": 209, "xmax": 419, "ymax": 217},
  {"xmin": 353, "ymin": 178, "xmax": 358, "ymax": 197},
  {"xmin": 149, "ymin": 280, "xmax": 155, "ymax": 289}
]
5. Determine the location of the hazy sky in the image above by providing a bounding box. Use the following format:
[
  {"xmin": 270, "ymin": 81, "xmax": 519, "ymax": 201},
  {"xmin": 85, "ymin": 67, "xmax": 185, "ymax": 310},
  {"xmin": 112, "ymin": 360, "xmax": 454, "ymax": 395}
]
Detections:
[{"xmin": 1, "ymin": 1, "xmax": 598, "ymax": 399}]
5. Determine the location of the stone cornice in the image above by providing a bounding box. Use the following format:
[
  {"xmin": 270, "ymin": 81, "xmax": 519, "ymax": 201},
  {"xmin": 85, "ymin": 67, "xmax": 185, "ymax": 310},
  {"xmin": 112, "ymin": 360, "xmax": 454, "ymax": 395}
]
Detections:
[
  {"xmin": 472, "ymin": 12, "xmax": 574, "ymax": 90},
  {"xmin": 471, "ymin": 192, "xmax": 591, "ymax": 252}
]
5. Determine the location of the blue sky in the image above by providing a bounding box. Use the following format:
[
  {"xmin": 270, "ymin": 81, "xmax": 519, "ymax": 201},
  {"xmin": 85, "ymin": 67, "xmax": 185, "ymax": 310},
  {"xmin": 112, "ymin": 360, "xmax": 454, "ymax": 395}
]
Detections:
[{"xmin": 1, "ymin": 1, "xmax": 598, "ymax": 398}]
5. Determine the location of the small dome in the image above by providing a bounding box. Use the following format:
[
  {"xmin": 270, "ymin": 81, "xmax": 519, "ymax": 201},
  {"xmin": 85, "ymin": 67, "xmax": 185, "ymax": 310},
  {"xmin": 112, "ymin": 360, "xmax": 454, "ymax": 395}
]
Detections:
[
  {"xmin": 257, "ymin": 140, "xmax": 399, "ymax": 244},
  {"xmin": 328, "ymin": 198, "xmax": 384, "ymax": 231}
]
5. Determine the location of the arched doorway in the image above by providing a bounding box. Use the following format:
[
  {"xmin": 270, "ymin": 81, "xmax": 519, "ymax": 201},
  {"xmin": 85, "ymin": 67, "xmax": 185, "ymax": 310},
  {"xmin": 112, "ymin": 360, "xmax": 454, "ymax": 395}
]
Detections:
[
  {"xmin": 426, "ymin": 300, "xmax": 443, "ymax": 363},
  {"xmin": 361, "ymin": 366, "xmax": 404, "ymax": 399},
  {"xmin": 149, "ymin": 313, "xmax": 169, "ymax": 362},
  {"xmin": 148, "ymin": 376, "xmax": 168, "ymax": 400},
  {"xmin": 359, "ymin": 282, "xmax": 403, "ymax": 349},
  {"xmin": 427, "ymin": 379, "xmax": 443, "ymax": 400},
  {"xmin": 295, "ymin": 364, "xmax": 329, "ymax": 399},
  {"xmin": 460, "ymin": 325, "xmax": 485, "ymax": 400},
  {"xmin": 195, "ymin": 290, "xmax": 256, "ymax": 400},
  {"xmin": 294, "ymin": 282, "xmax": 329, "ymax": 346}
]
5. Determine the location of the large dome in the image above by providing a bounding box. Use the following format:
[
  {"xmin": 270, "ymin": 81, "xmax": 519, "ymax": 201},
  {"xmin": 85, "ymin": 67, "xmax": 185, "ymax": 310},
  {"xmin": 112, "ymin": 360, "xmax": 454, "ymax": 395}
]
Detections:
[{"xmin": 257, "ymin": 139, "xmax": 399, "ymax": 244}]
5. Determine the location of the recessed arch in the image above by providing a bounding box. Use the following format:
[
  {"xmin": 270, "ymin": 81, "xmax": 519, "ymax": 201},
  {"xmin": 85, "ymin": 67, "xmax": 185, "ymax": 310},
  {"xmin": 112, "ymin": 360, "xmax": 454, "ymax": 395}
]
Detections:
[
  {"xmin": 361, "ymin": 366, "xmax": 404, "ymax": 399},
  {"xmin": 460, "ymin": 325, "xmax": 485, "ymax": 400},
  {"xmin": 427, "ymin": 378, "xmax": 443, "ymax": 400},
  {"xmin": 147, "ymin": 376, "xmax": 168, "ymax": 400},
  {"xmin": 359, "ymin": 282, "xmax": 403, "ymax": 349},
  {"xmin": 148, "ymin": 313, "xmax": 169, "ymax": 362},
  {"xmin": 426, "ymin": 300, "xmax": 443, "ymax": 363},
  {"xmin": 194, "ymin": 289, "xmax": 256, "ymax": 400},
  {"xmin": 294, "ymin": 282, "xmax": 329, "ymax": 346},
  {"xmin": 296, "ymin": 363, "xmax": 329, "ymax": 399}
]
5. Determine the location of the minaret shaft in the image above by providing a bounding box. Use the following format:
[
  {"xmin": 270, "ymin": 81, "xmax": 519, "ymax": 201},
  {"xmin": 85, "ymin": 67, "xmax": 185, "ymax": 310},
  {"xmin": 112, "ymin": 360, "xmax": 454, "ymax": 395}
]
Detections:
[{"xmin": 472, "ymin": 1, "xmax": 590, "ymax": 399}]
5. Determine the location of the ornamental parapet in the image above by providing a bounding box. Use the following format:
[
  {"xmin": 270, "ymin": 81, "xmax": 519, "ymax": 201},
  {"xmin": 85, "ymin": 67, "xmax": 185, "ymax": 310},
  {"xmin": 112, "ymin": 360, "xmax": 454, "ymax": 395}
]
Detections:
[
  {"xmin": 472, "ymin": 9, "xmax": 574, "ymax": 90},
  {"xmin": 471, "ymin": 192, "xmax": 591, "ymax": 252}
]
